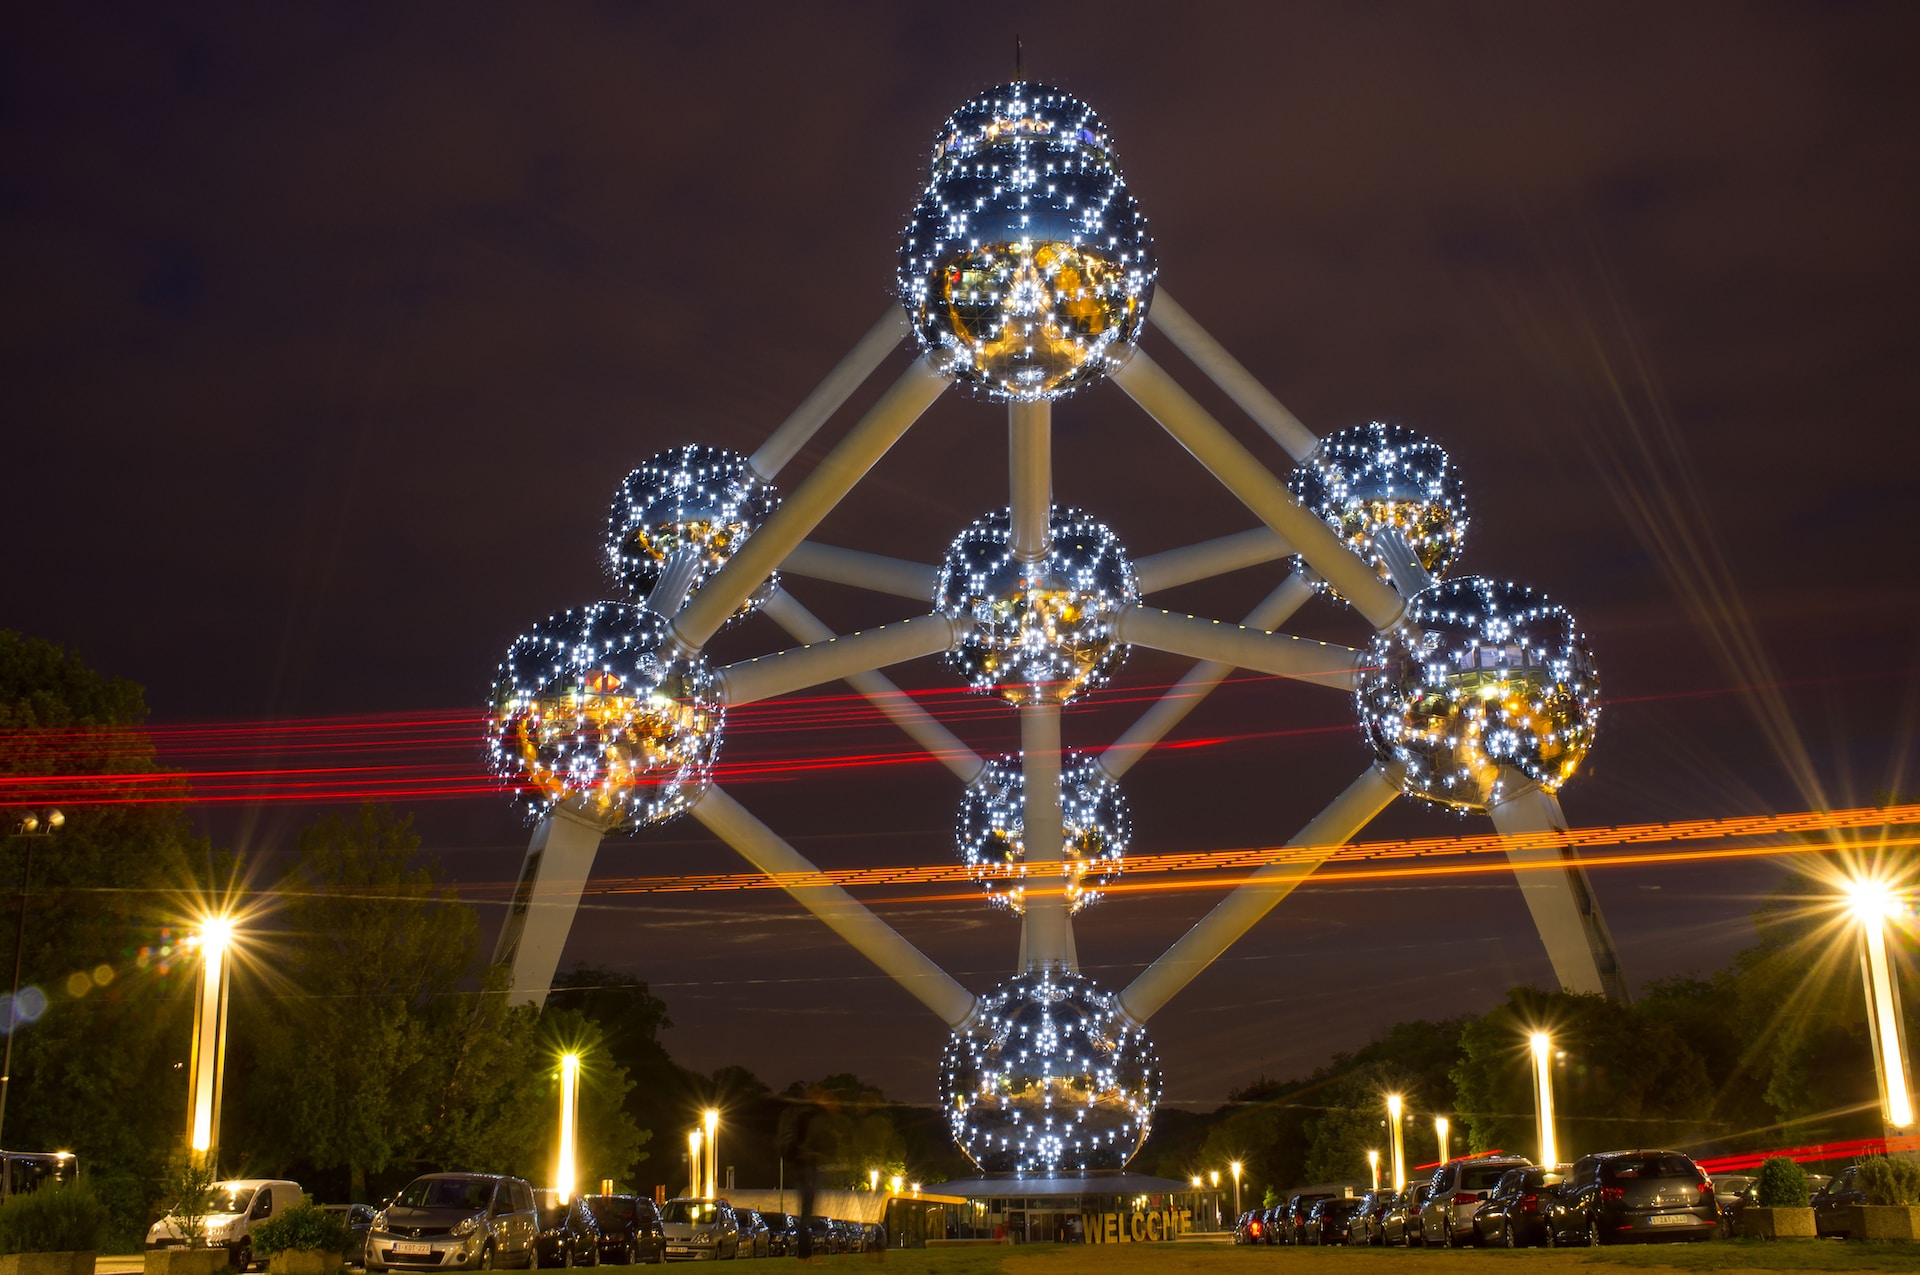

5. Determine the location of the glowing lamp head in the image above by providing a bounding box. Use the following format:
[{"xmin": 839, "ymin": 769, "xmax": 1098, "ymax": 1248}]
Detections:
[
  {"xmin": 1230, "ymin": 1161, "xmax": 1242, "ymax": 1179},
  {"xmin": 936, "ymin": 507, "xmax": 1137, "ymax": 705},
  {"xmin": 607, "ymin": 446, "xmax": 780, "ymax": 621},
  {"xmin": 1358, "ymin": 577, "xmax": 1601, "ymax": 812},
  {"xmin": 956, "ymin": 751, "xmax": 1128, "ymax": 914},
  {"xmin": 899, "ymin": 83, "xmax": 1156, "ymax": 400},
  {"xmin": 1530, "ymin": 1032, "xmax": 1552, "ymax": 1059},
  {"xmin": 198, "ymin": 917, "xmax": 234, "ymax": 955},
  {"xmin": 1210, "ymin": 1171, "xmax": 1219, "ymax": 1187},
  {"xmin": 1845, "ymin": 877, "xmax": 1901, "ymax": 923},
  {"xmin": 487, "ymin": 603, "xmax": 723, "ymax": 831},
  {"xmin": 940, "ymin": 972, "xmax": 1159, "ymax": 1174},
  {"xmin": 703, "ymin": 1109, "xmax": 718, "ymax": 1136},
  {"xmin": 1290, "ymin": 422, "xmax": 1469, "ymax": 597},
  {"xmin": 1387, "ymin": 1093, "xmax": 1403, "ymax": 1118}
]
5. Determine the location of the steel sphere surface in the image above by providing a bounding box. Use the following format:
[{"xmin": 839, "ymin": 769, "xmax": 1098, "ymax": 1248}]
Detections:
[
  {"xmin": 487, "ymin": 603, "xmax": 723, "ymax": 830},
  {"xmin": 1356, "ymin": 577, "xmax": 1601, "ymax": 812},
  {"xmin": 607, "ymin": 445, "xmax": 780, "ymax": 618},
  {"xmin": 1289, "ymin": 421, "xmax": 1469, "ymax": 596},
  {"xmin": 941, "ymin": 972, "xmax": 1159, "ymax": 1174},
  {"xmin": 935, "ymin": 506, "xmax": 1137, "ymax": 705},
  {"xmin": 956, "ymin": 751, "xmax": 1129, "ymax": 915},
  {"xmin": 899, "ymin": 82, "xmax": 1156, "ymax": 400}
]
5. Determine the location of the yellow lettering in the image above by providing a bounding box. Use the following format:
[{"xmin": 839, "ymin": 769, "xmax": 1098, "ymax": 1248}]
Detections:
[
  {"xmin": 1147, "ymin": 1212, "xmax": 1164, "ymax": 1241},
  {"xmin": 1130, "ymin": 1213, "xmax": 1147, "ymax": 1242}
]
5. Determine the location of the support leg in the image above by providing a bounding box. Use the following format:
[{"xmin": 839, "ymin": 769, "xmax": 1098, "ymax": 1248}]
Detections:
[
  {"xmin": 491, "ymin": 805, "xmax": 609, "ymax": 1007},
  {"xmin": 1489, "ymin": 778, "xmax": 1629, "ymax": 1001},
  {"xmin": 1017, "ymin": 700, "xmax": 1077, "ymax": 975},
  {"xmin": 1146, "ymin": 289, "xmax": 1320, "ymax": 462},
  {"xmin": 749, "ymin": 308, "xmax": 912, "ymax": 481}
]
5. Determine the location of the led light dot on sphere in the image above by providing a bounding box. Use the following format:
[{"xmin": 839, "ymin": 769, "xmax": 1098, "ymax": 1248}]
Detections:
[
  {"xmin": 941, "ymin": 972, "xmax": 1159, "ymax": 1174},
  {"xmin": 607, "ymin": 445, "xmax": 781, "ymax": 617},
  {"xmin": 1357, "ymin": 577, "xmax": 1600, "ymax": 812},
  {"xmin": 898, "ymin": 82, "xmax": 1157, "ymax": 400},
  {"xmin": 487, "ymin": 603, "xmax": 723, "ymax": 830},
  {"xmin": 1289, "ymin": 421, "xmax": 1470, "ymax": 595},
  {"xmin": 936, "ymin": 506, "xmax": 1137, "ymax": 705},
  {"xmin": 956, "ymin": 752, "xmax": 1129, "ymax": 915}
]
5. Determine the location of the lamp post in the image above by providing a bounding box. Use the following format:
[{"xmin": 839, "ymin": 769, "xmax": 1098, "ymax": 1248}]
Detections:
[
  {"xmin": 1, "ymin": 809, "xmax": 61, "ymax": 1146},
  {"xmin": 1230, "ymin": 1161, "xmax": 1243, "ymax": 1221},
  {"xmin": 1530, "ymin": 1032, "xmax": 1558, "ymax": 1167},
  {"xmin": 556, "ymin": 1053, "xmax": 580, "ymax": 1202},
  {"xmin": 703, "ymin": 1109, "xmax": 719, "ymax": 1199},
  {"xmin": 188, "ymin": 916, "xmax": 235, "ymax": 1168},
  {"xmin": 1367, "ymin": 1149, "xmax": 1380, "ymax": 1191},
  {"xmin": 890, "ymin": 1175, "xmax": 902, "ymax": 1196},
  {"xmin": 1210, "ymin": 1170, "xmax": 1220, "ymax": 1228},
  {"xmin": 687, "ymin": 1129, "xmax": 703, "ymax": 1198},
  {"xmin": 1386, "ymin": 1094, "xmax": 1405, "ymax": 1191},
  {"xmin": 869, "ymin": 1169, "xmax": 879, "ymax": 1193},
  {"xmin": 1435, "ymin": 1115, "xmax": 1450, "ymax": 1166},
  {"xmin": 1846, "ymin": 878, "xmax": 1915, "ymax": 1131}
]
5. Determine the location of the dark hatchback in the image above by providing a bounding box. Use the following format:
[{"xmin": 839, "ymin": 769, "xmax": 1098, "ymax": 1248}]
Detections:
[
  {"xmin": 1547, "ymin": 1151, "xmax": 1718, "ymax": 1245},
  {"xmin": 1472, "ymin": 1167, "xmax": 1564, "ymax": 1247},
  {"xmin": 321, "ymin": 1205, "xmax": 376, "ymax": 1267},
  {"xmin": 1344, "ymin": 1190, "xmax": 1394, "ymax": 1245},
  {"xmin": 1813, "ymin": 1165, "xmax": 1866, "ymax": 1238},
  {"xmin": 582, "ymin": 1195, "xmax": 664, "ymax": 1265},
  {"xmin": 532, "ymin": 1194, "xmax": 601, "ymax": 1268},
  {"xmin": 1381, "ymin": 1185, "xmax": 1433, "ymax": 1246},
  {"xmin": 1280, "ymin": 1193, "xmax": 1334, "ymax": 1244},
  {"xmin": 1301, "ymin": 1196, "xmax": 1361, "ymax": 1245},
  {"xmin": 760, "ymin": 1213, "xmax": 800, "ymax": 1257}
]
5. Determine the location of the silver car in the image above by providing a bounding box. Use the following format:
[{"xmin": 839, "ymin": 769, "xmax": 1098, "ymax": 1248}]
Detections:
[
  {"xmin": 1419, "ymin": 1158, "xmax": 1534, "ymax": 1247},
  {"xmin": 659, "ymin": 1199, "xmax": 738, "ymax": 1262},
  {"xmin": 367, "ymin": 1174, "xmax": 539, "ymax": 1271}
]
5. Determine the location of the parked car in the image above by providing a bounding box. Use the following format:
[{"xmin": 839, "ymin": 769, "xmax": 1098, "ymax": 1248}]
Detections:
[
  {"xmin": 1382, "ymin": 1184, "xmax": 1434, "ymax": 1245},
  {"xmin": 660, "ymin": 1198, "xmax": 738, "ymax": 1262},
  {"xmin": 797, "ymin": 1216, "xmax": 836, "ymax": 1256},
  {"xmin": 583, "ymin": 1194, "xmax": 665, "ymax": 1265},
  {"xmin": 1813, "ymin": 1165, "xmax": 1866, "ymax": 1238},
  {"xmin": 1254, "ymin": 1204, "xmax": 1284, "ymax": 1244},
  {"xmin": 1708, "ymin": 1176, "xmax": 1754, "ymax": 1239},
  {"xmin": 1344, "ymin": 1190, "xmax": 1394, "ymax": 1245},
  {"xmin": 759, "ymin": 1213, "xmax": 799, "ymax": 1257},
  {"xmin": 1279, "ymin": 1192, "xmax": 1334, "ymax": 1244},
  {"xmin": 1, "ymin": 1152, "xmax": 77, "ymax": 1198},
  {"xmin": 531, "ymin": 1192, "xmax": 601, "ymax": 1268},
  {"xmin": 367, "ymin": 1174, "xmax": 540, "ymax": 1271},
  {"xmin": 1419, "ymin": 1157, "xmax": 1534, "ymax": 1247},
  {"xmin": 321, "ymin": 1204, "xmax": 376, "ymax": 1268},
  {"xmin": 1545, "ymin": 1150, "xmax": 1717, "ymax": 1246},
  {"xmin": 148, "ymin": 1179, "xmax": 304, "ymax": 1271},
  {"xmin": 1232, "ymin": 1209, "xmax": 1263, "ymax": 1244},
  {"xmin": 1301, "ymin": 1196, "xmax": 1361, "ymax": 1244},
  {"xmin": 1472, "ymin": 1167, "xmax": 1564, "ymax": 1248},
  {"xmin": 733, "ymin": 1209, "xmax": 769, "ymax": 1258}
]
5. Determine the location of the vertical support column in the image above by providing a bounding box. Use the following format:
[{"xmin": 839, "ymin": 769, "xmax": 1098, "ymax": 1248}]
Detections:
[
  {"xmin": 490, "ymin": 804, "xmax": 609, "ymax": 1007},
  {"xmin": 1018, "ymin": 700, "xmax": 1076, "ymax": 975},
  {"xmin": 1489, "ymin": 776, "xmax": 1629, "ymax": 1002},
  {"xmin": 1008, "ymin": 400, "xmax": 1051, "ymax": 560}
]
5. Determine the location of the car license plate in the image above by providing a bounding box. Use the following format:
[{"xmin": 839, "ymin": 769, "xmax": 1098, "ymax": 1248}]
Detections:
[
  {"xmin": 393, "ymin": 1242, "xmax": 433, "ymax": 1254},
  {"xmin": 667, "ymin": 1246, "xmax": 688, "ymax": 1254},
  {"xmin": 1649, "ymin": 1214, "xmax": 1693, "ymax": 1226}
]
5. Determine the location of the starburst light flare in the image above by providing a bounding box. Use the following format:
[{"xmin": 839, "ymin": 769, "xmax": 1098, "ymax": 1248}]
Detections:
[
  {"xmin": 956, "ymin": 752, "xmax": 1129, "ymax": 914},
  {"xmin": 1357, "ymin": 577, "xmax": 1600, "ymax": 811},
  {"xmin": 487, "ymin": 603, "xmax": 723, "ymax": 830},
  {"xmin": 898, "ymin": 82, "xmax": 1156, "ymax": 400},
  {"xmin": 607, "ymin": 445, "xmax": 781, "ymax": 619},
  {"xmin": 1289, "ymin": 421, "xmax": 1469, "ymax": 595}
]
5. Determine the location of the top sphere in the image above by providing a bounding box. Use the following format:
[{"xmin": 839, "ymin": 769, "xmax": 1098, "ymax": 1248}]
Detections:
[
  {"xmin": 898, "ymin": 83, "xmax": 1157, "ymax": 400},
  {"xmin": 1289, "ymin": 422, "xmax": 1469, "ymax": 597},
  {"xmin": 607, "ymin": 446, "xmax": 780, "ymax": 620}
]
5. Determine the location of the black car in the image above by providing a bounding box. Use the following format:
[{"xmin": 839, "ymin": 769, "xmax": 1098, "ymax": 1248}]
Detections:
[
  {"xmin": 1258, "ymin": 1204, "xmax": 1287, "ymax": 1244},
  {"xmin": 1280, "ymin": 1193, "xmax": 1334, "ymax": 1244},
  {"xmin": 582, "ymin": 1195, "xmax": 665, "ymax": 1265},
  {"xmin": 760, "ymin": 1213, "xmax": 800, "ymax": 1258},
  {"xmin": 798, "ymin": 1216, "xmax": 838, "ymax": 1257},
  {"xmin": 1708, "ymin": 1176, "xmax": 1754, "ymax": 1239},
  {"xmin": 1472, "ymin": 1167, "xmax": 1564, "ymax": 1248},
  {"xmin": 1812, "ymin": 1165, "xmax": 1866, "ymax": 1238},
  {"xmin": 1546, "ymin": 1151, "xmax": 1718, "ymax": 1245},
  {"xmin": 322, "ymin": 1205, "xmax": 376, "ymax": 1268},
  {"xmin": 1301, "ymin": 1197, "xmax": 1361, "ymax": 1245},
  {"xmin": 1343, "ymin": 1190, "xmax": 1394, "ymax": 1245},
  {"xmin": 1381, "ymin": 1185, "xmax": 1432, "ymax": 1246},
  {"xmin": 532, "ymin": 1193, "xmax": 601, "ymax": 1268}
]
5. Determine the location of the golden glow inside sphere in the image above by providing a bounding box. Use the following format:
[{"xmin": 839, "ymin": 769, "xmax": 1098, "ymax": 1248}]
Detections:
[
  {"xmin": 607, "ymin": 445, "xmax": 780, "ymax": 619},
  {"xmin": 940, "ymin": 973, "xmax": 1159, "ymax": 1173},
  {"xmin": 956, "ymin": 752, "xmax": 1128, "ymax": 915},
  {"xmin": 1357, "ymin": 577, "xmax": 1600, "ymax": 812},
  {"xmin": 936, "ymin": 507, "xmax": 1137, "ymax": 705},
  {"xmin": 1289, "ymin": 422, "xmax": 1469, "ymax": 596},
  {"xmin": 487, "ymin": 603, "xmax": 722, "ymax": 830},
  {"xmin": 899, "ymin": 83, "xmax": 1156, "ymax": 400}
]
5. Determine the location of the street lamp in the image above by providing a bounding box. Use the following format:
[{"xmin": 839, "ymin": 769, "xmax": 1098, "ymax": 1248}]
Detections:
[
  {"xmin": 188, "ymin": 915, "xmax": 235, "ymax": 1167},
  {"xmin": 556, "ymin": 1053, "xmax": 580, "ymax": 1202},
  {"xmin": 703, "ymin": 1109, "xmax": 719, "ymax": 1199},
  {"xmin": 1845, "ymin": 877, "xmax": 1915, "ymax": 1130},
  {"xmin": 1435, "ymin": 1115, "xmax": 1450, "ymax": 1166},
  {"xmin": 1367, "ymin": 1150, "xmax": 1380, "ymax": 1191},
  {"xmin": 1530, "ymin": 1032, "xmax": 1558, "ymax": 1166},
  {"xmin": 1386, "ymin": 1094, "xmax": 1406, "ymax": 1191},
  {"xmin": 687, "ymin": 1129, "xmax": 703, "ymax": 1199},
  {"xmin": 1210, "ymin": 1170, "xmax": 1220, "ymax": 1228},
  {"xmin": 890, "ymin": 1175, "xmax": 902, "ymax": 1196},
  {"xmin": 869, "ymin": 1169, "xmax": 879, "ymax": 1193},
  {"xmin": 1, "ymin": 809, "xmax": 62, "ymax": 1146},
  {"xmin": 1230, "ymin": 1161, "xmax": 1243, "ymax": 1220}
]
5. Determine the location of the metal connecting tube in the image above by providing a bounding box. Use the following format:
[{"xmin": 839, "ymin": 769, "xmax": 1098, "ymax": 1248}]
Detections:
[
  {"xmin": 1118, "ymin": 763, "xmax": 1402, "ymax": 1025},
  {"xmin": 1146, "ymin": 289, "xmax": 1319, "ymax": 462},
  {"xmin": 1111, "ymin": 349, "xmax": 1407, "ymax": 631},
  {"xmin": 748, "ymin": 308, "xmax": 913, "ymax": 481},
  {"xmin": 761, "ymin": 590, "xmax": 984, "ymax": 784},
  {"xmin": 716, "ymin": 613, "xmax": 960, "ymax": 706},
  {"xmin": 675, "ymin": 355, "xmax": 950, "ymax": 652},
  {"xmin": 780, "ymin": 541, "xmax": 937, "ymax": 602},
  {"xmin": 691, "ymin": 786, "xmax": 977, "ymax": 1028},
  {"xmin": 1132, "ymin": 527, "xmax": 1294, "ymax": 595},
  {"xmin": 1008, "ymin": 399, "xmax": 1051, "ymax": 561},
  {"xmin": 1489, "ymin": 775, "xmax": 1629, "ymax": 1002},
  {"xmin": 1016, "ymin": 699, "xmax": 1077, "ymax": 975},
  {"xmin": 489, "ymin": 803, "xmax": 611, "ymax": 1008},
  {"xmin": 1114, "ymin": 605, "xmax": 1362, "ymax": 690}
]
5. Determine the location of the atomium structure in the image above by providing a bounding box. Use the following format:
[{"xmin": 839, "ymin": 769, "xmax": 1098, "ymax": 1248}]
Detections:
[{"xmin": 483, "ymin": 80, "xmax": 1626, "ymax": 1179}]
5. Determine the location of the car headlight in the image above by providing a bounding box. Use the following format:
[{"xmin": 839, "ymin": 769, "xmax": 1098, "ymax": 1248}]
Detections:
[
  {"xmin": 451, "ymin": 1216, "xmax": 481, "ymax": 1238},
  {"xmin": 693, "ymin": 1231, "xmax": 713, "ymax": 1243},
  {"xmin": 370, "ymin": 1212, "xmax": 388, "ymax": 1233}
]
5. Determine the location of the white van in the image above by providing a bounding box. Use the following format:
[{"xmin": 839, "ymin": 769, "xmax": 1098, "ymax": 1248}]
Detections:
[{"xmin": 146, "ymin": 1179, "xmax": 303, "ymax": 1270}]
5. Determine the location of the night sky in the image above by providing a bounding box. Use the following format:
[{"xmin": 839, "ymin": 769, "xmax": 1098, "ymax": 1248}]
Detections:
[{"xmin": 4, "ymin": 4, "xmax": 1918, "ymax": 1109}]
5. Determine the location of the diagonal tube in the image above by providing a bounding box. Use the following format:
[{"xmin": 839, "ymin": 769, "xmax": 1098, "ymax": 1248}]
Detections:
[
  {"xmin": 1111, "ymin": 349, "xmax": 1406, "ymax": 631},
  {"xmin": 674, "ymin": 355, "xmax": 950, "ymax": 652},
  {"xmin": 691, "ymin": 785, "xmax": 977, "ymax": 1027},
  {"xmin": 749, "ymin": 308, "xmax": 913, "ymax": 481},
  {"xmin": 716, "ymin": 613, "xmax": 960, "ymax": 706},
  {"xmin": 1018, "ymin": 699, "xmax": 1077, "ymax": 975},
  {"xmin": 780, "ymin": 541, "xmax": 937, "ymax": 601},
  {"xmin": 1133, "ymin": 527, "xmax": 1294, "ymax": 595},
  {"xmin": 1489, "ymin": 776, "xmax": 1629, "ymax": 1002},
  {"xmin": 761, "ymin": 589, "xmax": 985, "ymax": 783},
  {"xmin": 1118, "ymin": 763, "xmax": 1402, "ymax": 1024},
  {"xmin": 1147, "ymin": 288, "xmax": 1320, "ymax": 461},
  {"xmin": 1115, "ymin": 605, "xmax": 1361, "ymax": 690},
  {"xmin": 1101, "ymin": 573, "xmax": 1313, "ymax": 780}
]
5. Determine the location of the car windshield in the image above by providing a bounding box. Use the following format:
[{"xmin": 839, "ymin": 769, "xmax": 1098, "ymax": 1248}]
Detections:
[
  {"xmin": 537, "ymin": 1205, "xmax": 568, "ymax": 1229},
  {"xmin": 661, "ymin": 1201, "xmax": 719, "ymax": 1225},
  {"xmin": 1604, "ymin": 1154, "xmax": 1698, "ymax": 1181},
  {"xmin": 396, "ymin": 1178, "xmax": 494, "ymax": 1211},
  {"xmin": 588, "ymin": 1199, "xmax": 635, "ymax": 1226},
  {"xmin": 194, "ymin": 1187, "xmax": 255, "ymax": 1217}
]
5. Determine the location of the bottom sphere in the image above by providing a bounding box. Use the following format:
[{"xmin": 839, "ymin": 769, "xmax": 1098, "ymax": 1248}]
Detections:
[{"xmin": 940, "ymin": 972, "xmax": 1159, "ymax": 1174}]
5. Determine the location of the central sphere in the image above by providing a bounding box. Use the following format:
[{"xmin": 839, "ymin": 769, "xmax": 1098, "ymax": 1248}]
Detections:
[
  {"xmin": 1356, "ymin": 577, "xmax": 1601, "ymax": 811},
  {"xmin": 898, "ymin": 82, "xmax": 1157, "ymax": 400},
  {"xmin": 941, "ymin": 973, "xmax": 1159, "ymax": 1174},
  {"xmin": 607, "ymin": 445, "xmax": 780, "ymax": 620},
  {"xmin": 935, "ymin": 507, "xmax": 1137, "ymax": 705},
  {"xmin": 1289, "ymin": 422, "xmax": 1470, "ymax": 596},
  {"xmin": 956, "ymin": 752, "xmax": 1129, "ymax": 915},
  {"xmin": 487, "ymin": 603, "xmax": 723, "ymax": 830}
]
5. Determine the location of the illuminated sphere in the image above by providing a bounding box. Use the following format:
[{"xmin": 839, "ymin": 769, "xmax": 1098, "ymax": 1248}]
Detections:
[
  {"xmin": 956, "ymin": 752, "xmax": 1128, "ymax": 915},
  {"xmin": 1356, "ymin": 577, "xmax": 1601, "ymax": 812},
  {"xmin": 941, "ymin": 972, "xmax": 1159, "ymax": 1174},
  {"xmin": 898, "ymin": 82, "xmax": 1157, "ymax": 400},
  {"xmin": 1289, "ymin": 422, "xmax": 1469, "ymax": 596},
  {"xmin": 607, "ymin": 445, "xmax": 780, "ymax": 618},
  {"xmin": 487, "ymin": 603, "xmax": 723, "ymax": 830},
  {"xmin": 935, "ymin": 507, "xmax": 1137, "ymax": 705}
]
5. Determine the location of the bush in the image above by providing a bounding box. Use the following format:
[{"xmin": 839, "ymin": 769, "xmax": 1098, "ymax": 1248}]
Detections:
[
  {"xmin": 0, "ymin": 1180, "xmax": 109, "ymax": 1255},
  {"xmin": 1753, "ymin": 1156, "xmax": 1809, "ymax": 1208},
  {"xmin": 250, "ymin": 1200, "xmax": 350, "ymax": 1257},
  {"xmin": 1856, "ymin": 1155, "xmax": 1920, "ymax": 1207}
]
